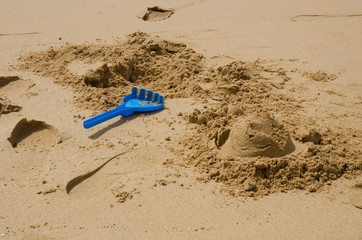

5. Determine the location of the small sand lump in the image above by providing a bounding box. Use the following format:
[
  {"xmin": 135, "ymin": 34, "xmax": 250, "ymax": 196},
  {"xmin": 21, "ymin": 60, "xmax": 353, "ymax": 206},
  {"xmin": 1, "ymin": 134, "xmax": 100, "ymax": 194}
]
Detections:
[
  {"xmin": 219, "ymin": 113, "xmax": 295, "ymax": 158},
  {"xmin": 227, "ymin": 104, "xmax": 244, "ymax": 116},
  {"xmin": 0, "ymin": 97, "xmax": 22, "ymax": 115}
]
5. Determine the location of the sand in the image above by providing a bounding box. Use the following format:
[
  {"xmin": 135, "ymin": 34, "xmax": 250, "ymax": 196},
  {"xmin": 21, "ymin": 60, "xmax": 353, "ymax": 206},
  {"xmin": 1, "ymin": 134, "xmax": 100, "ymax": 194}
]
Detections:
[{"xmin": 1, "ymin": 0, "xmax": 361, "ymax": 239}]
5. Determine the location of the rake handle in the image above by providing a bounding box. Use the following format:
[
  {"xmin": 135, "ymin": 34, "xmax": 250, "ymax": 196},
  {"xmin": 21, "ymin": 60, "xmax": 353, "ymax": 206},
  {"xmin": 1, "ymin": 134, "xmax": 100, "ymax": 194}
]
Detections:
[{"xmin": 83, "ymin": 106, "xmax": 126, "ymax": 129}]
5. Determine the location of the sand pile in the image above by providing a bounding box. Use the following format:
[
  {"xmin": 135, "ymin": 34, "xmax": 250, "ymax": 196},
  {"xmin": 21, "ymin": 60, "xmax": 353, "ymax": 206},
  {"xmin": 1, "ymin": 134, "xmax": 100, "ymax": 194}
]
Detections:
[
  {"xmin": 17, "ymin": 33, "xmax": 290, "ymax": 114},
  {"xmin": 16, "ymin": 33, "xmax": 361, "ymax": 197},
  {"xmin": 17, "ymin": 32, "xmax": 205, "ymax": 111},
  {"xmin": 182, "ymin": 106, "xmax": 361, "ymax": 196}
]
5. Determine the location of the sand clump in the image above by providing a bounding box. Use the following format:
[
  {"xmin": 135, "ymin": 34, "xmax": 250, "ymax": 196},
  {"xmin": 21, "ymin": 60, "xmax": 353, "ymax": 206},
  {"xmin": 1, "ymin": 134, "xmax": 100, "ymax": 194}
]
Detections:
[
  {"xmin": 299, "ymin": 129, "xmax": 323, "ymax": 144},
  {"xmin": 0, "ymin": 97, "xmax": 22, "ymax": 115},
  {"xmin": 303, "ymin": 70, "xmax": 337, "ymax": 82},
  {"xmin": 16, "ymin": 33, "xmax": 361, "ymax": 197},
  {"xmin": 111, "ymin": 186, "xmax": 137, "ymax": 203}
]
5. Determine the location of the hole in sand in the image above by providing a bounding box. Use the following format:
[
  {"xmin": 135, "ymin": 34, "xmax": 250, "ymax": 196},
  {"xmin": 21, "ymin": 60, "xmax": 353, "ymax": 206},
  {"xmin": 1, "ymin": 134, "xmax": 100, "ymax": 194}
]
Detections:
[
  {"xmin": 0, "ymin": 76, "xmax": 20, "ymax": 88},
  {"xmin": 215, "ymin": 128, "xmax": 231, "ymax": 148},
  {"xmin": 220, "ymin": 113, "xmax": 295, "ymax": 158},
  {"xmin": 67, "ymin": 60, "xmax": 105, "ymax": 76},
  {"xmin": 142, "ymin": 6, "xmax": 174, "ymax": 21},
  {"xmin": 83, "ymin": 63, "xmax": 112, "ymax": 88},
  {"xmin": 7, "ymin": 118, "xmax": 60, "ymax": 151}
]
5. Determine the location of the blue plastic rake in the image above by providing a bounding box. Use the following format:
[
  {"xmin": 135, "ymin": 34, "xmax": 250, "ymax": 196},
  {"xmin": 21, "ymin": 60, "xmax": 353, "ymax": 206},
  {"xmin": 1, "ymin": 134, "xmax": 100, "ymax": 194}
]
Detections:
[{"xmin": 83, "ymin": 87, "xmax": 164, "ymax": 129}]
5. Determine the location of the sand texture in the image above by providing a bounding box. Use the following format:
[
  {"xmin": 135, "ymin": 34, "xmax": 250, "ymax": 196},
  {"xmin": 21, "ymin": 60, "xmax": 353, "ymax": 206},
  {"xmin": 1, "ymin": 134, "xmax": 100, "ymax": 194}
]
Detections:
[{"xmin": 1, "ymin": 0, "xmax": 362, "ymax": 239}]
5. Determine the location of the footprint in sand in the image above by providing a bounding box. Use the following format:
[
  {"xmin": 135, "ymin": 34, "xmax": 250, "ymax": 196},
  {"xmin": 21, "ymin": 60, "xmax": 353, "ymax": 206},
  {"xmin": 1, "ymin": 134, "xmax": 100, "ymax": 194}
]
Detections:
[
  {"xmin": 0, "ymin": 75, "xmax": 34, "ymax": 96},
  {"xmin": 66, "ymin": 148, "xmax": 169, "ymax": 200},
  {"xmin": 349, "ymin": 183, "xmax": 362, "ymax": 209},
  {"xmin": 139, "ymin": 0, "xmax": 209, "ymax": 21},
  {"xmin": 7, "ymin": 118, "xmax": 60, "ymax": 152},
  {"xmin": 0, "ymin": 76, "xmax": 20, "ymax": 88},
  {"xmin": 141, "ymin": 6, "xmax": 174, "ymax": 21},
  {"xmin": 66, "ymin": 152, "xmax": 128, "ymax": 199}
]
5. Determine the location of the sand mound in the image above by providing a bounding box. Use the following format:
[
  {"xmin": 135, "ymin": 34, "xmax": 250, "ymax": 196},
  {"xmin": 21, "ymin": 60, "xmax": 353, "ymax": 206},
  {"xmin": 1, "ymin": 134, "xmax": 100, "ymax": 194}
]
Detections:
[
  {"xmin": 7, "ymin": 118, "xmax": 59, "ymax": 151},
  {"xmin": 142, "ymin": 6, "xmax": 174, "ymax": 21},
  {"xmin": 17, "ymin": 33, "xmax": 278, "ymax": 113},
  {"xmin": 219, "ymin": 113, "xmax": 295, "ymax": 158},
  {"xmin": 18, "ymin": 32, "xmax": 205, "ymax": 111},
  {"xmin": 183, "ymin": 102, "xmax": 360, "ymax": 197},
  {"xmin": 0, "ymin": 75, "xmax": 20, "ymax": 88},
  {"xmin": 0, "ymin": 97, "xmax": 22, "ymax": 115},
  {"xmin": 16, "ymin": 32, "xmax": 361, "ymax": 197}
]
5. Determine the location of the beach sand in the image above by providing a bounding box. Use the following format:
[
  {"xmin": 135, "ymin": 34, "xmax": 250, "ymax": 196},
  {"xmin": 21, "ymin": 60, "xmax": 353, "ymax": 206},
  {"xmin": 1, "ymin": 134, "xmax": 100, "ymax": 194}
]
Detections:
[{"xmin": 1, "ymin": 0, "xmax": 361, "ymax": 239}]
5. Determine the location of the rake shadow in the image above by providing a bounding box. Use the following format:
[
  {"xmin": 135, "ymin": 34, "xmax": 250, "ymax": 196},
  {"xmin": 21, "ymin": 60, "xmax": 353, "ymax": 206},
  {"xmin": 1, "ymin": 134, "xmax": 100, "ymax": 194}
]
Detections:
[{"xmin": 88, "ymin": 108, "xmax": 166, "ymax": 140}]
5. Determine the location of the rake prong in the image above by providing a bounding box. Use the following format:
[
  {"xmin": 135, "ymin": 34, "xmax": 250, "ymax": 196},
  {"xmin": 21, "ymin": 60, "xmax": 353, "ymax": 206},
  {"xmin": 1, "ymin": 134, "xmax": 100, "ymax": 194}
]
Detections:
[
  {"xmin": 157, "ymin": 95, "xmax": 164, "ymax": 104},
  {"xmin": 146, "ymin": 90, "xmax": 154, "ymax": 101},
  {"xmin": 138, "ymin": 88, "xmax": 146, "ymax": 100},
  {"xmin": 152, "ymin": 93, "xmax": 160, "ymax": 103},
  {"xmin": 132, "ymin": 86, "xmax": 139, "ymax": 95}
]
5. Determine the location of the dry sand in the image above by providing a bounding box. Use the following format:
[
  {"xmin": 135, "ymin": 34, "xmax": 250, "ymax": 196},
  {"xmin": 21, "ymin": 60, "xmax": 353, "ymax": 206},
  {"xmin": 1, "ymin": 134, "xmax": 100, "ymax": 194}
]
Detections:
[{"xmin": 1, "ymin": 0, "xmax": 361, "ymax": 239}]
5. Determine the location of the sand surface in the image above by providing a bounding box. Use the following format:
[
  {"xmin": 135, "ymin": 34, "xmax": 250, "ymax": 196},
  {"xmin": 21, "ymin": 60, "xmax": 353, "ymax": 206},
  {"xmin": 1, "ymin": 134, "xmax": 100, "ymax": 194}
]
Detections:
[{"xmin": 1, "ymin": 0, "xmax": 361, "ymax": 239}]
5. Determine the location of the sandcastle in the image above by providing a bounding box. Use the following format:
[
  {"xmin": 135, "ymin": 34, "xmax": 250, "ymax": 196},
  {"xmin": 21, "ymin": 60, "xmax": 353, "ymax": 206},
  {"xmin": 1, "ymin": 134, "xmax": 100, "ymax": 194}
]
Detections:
[{"xmin": 220, "ymin": 113, "xmax": 295, "ymax": 158}]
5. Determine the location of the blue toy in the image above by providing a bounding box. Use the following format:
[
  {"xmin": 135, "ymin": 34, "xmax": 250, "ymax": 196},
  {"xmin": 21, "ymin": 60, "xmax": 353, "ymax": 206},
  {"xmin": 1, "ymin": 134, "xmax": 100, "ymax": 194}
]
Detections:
[{"xmin": 83, "ymin": 87, "xmax": 164, "ymax": 129}]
